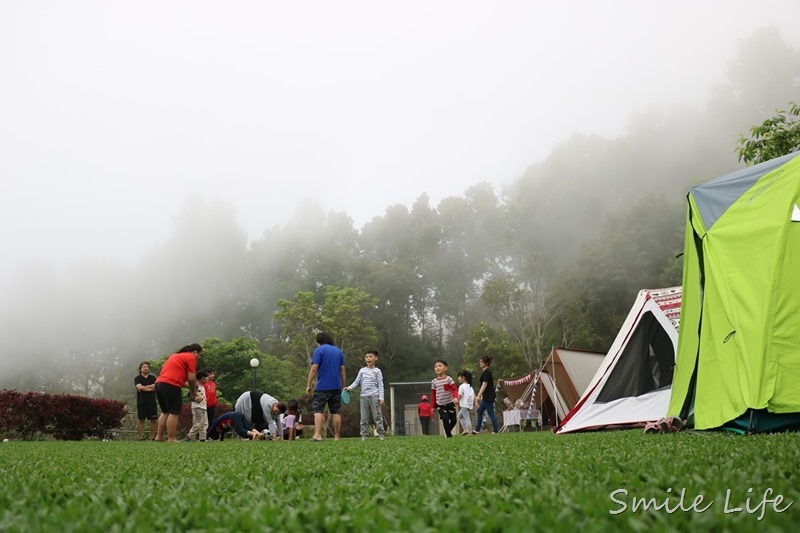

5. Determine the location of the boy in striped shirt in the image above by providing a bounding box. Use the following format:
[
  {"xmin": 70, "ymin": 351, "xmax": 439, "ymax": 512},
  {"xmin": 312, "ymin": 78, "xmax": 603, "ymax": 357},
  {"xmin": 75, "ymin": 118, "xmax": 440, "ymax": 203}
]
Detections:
[
  {"xmin": 345, "ymin": 350, "xmax": 386, "ymax": 440},
  {"xmin": 430, "ymin": 359, "xmax": 458, "ymax": 438}
]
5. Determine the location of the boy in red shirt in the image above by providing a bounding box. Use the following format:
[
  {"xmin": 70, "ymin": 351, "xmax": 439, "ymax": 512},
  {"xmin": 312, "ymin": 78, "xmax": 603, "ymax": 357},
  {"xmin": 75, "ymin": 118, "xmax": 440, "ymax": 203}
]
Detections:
[{"xmin": 430, "ymin": 359, "xmax": 458, "ymax": 438}]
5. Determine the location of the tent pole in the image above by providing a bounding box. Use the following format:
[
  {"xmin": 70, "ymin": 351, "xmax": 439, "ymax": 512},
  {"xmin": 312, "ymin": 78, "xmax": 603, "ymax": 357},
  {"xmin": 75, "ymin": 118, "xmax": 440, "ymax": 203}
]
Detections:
[{"xmin": 551, "ymin": 346, "xmax": 558, "ymax": 427}]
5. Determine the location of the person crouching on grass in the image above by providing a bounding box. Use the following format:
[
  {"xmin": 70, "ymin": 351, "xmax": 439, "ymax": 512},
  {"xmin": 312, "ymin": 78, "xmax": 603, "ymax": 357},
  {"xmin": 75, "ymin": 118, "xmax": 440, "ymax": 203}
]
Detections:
[
  {"xmin": 430, "ymin": 359, "xmax": 458, "ymax": 438},
  {"xmin": 282, "ymin": 401, "xmax": 303, "ymax": 440},
  {"xmin": 155, "ymin": 343, "xmax": 202, "ymax": 442},
  {"xmin": 206, "ymin": 411, "xmax": 264, "ymax": 441}
]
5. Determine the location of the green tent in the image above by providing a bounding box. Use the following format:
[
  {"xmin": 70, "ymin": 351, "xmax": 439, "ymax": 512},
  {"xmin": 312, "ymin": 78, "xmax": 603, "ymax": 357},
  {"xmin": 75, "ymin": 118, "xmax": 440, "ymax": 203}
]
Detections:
[{"xmin": 667, "ymin": 151, "xmax": 800, "ymax": 433}]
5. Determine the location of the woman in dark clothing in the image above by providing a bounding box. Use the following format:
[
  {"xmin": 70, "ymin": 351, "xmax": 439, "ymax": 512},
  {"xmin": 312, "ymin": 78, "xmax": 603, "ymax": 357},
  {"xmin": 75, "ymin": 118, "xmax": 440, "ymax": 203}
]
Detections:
[{"xmin": 473, "ymin": 355, "xmax": 499, "ymax": 434}]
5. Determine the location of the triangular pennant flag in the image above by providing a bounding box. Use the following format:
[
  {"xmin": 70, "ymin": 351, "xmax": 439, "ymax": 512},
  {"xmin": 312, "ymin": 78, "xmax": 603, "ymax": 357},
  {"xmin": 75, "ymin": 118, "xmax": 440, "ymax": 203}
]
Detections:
[{"xmin": 792, "ymin": 204, "xmax": 800, "ymax": 222}]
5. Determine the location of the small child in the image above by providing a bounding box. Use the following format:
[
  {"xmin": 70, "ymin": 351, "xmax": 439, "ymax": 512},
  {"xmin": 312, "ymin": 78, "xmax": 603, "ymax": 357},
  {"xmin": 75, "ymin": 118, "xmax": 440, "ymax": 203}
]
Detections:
[
  {"xmin": 202, "ymin": 367, "xmax": 218, "ymax": 427},
  {"xmin": 457, "ymin": 370, "xmax": 475, "ymax": 436},
  {"xmin": 430, "ymin": 359, "xmax": 458, "ymax": 438},
  {"xmin": 282, "ymin": 401, "xmax": 303, "ymax": 440},
  {"xmin": 345, "ymin": 350, "xmax": 385, "ymax": 440},
  {"xmin": 185, "ymin": 370, "xmax": 208, "ymax": 441},
  {"xmin": 417, "ymin": 395, "xmax": 433, "ymax": 435}
]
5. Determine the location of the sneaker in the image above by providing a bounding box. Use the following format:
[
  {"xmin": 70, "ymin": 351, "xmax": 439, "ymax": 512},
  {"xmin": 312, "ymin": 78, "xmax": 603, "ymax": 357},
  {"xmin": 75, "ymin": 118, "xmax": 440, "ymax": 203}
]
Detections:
[
  {"xmin": 660, "ymin": 417, "xmax": 685, "ymax": 433},
  {"xmin": 379, "ymin": 436, "xmax": 384, "ymax": 441},
  {"xmin": 361, "ymin": 436, "xmax": 367, "ymax": 441},
  {"xmin": 643, "ymin": 420, "xmax": 662, "ymax": 434}
]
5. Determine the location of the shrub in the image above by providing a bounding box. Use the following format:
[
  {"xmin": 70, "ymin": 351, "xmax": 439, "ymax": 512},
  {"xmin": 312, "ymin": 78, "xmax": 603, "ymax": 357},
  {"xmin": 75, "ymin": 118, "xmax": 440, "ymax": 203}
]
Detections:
[{"xmin": 0, "ymin": 389, "xmax": 127, "ymax": 440}]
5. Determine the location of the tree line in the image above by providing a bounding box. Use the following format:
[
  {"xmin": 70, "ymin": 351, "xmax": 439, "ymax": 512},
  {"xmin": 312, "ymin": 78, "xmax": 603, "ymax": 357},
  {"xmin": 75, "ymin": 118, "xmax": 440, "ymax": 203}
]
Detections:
[{"xmin": 1, "ymin": 28, "xmax": 798, "ymax": 409}]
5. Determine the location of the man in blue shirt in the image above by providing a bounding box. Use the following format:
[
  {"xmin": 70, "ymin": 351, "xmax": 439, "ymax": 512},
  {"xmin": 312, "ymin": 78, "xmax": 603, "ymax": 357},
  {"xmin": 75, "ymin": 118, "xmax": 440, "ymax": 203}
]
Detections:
[{"xmin": 306, "ymin": 332, "xmax": 346, "ymax": 441}]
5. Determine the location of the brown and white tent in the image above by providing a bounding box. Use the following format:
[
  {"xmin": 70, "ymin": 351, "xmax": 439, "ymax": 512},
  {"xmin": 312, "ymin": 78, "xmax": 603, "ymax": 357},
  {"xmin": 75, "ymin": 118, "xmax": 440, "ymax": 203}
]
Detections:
[{"xmin": 499, "ymin": 347, "xmax": 605, "ymax": 428}]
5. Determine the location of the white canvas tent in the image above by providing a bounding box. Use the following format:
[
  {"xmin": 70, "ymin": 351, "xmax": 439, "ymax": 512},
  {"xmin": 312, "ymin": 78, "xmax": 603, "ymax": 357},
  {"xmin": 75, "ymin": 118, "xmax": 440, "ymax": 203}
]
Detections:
[{"xmin": 556, "ymin": 286, "xmax": 681, "ymax": 434}]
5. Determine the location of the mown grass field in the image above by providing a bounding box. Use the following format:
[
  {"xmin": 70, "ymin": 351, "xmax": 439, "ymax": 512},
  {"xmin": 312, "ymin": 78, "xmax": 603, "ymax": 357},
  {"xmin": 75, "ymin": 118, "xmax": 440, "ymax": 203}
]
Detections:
[{"xmin": 0, "ymin": 430, "xmax": 798, "ymax": 532}]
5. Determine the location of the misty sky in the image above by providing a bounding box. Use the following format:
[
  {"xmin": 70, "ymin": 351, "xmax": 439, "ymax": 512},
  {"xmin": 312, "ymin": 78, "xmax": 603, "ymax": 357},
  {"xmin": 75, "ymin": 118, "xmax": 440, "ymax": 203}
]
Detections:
[{"xmin": 2, "ymin": 1, "xmax": 799, "ymax": 282}]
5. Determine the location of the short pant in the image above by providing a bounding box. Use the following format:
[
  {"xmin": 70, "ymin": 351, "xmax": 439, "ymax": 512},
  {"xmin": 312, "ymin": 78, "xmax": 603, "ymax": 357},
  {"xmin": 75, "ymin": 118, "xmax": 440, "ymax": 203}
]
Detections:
[{"xmin": 312, "ymin": 389, "xmax": 342, "ymax": 414}]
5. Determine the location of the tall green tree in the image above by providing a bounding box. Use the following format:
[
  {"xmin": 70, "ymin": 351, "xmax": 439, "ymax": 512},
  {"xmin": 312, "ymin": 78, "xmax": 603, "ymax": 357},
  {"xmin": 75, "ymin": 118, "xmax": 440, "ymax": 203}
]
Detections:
[
  {"xmin": 320, "ymin": 286, "xmax": 379, "ymax": 369},
  {"xmin": 546, "ymin": 196, "xmax": 684, "ymax": 352},
  {"xmin": 737, "ymin": 102, "xmax": 800, "ymax": 164},
  {"xmin": 481, "ymin": 275, "xmax": 555, "ymax": 370},
  {"xmin": 272, "ymin": 286, "xmax": 379, "ymax": 373},
  {"xmin": 463, "ymin": 322, "xmax": 526, "ymax": 380},
  {"xmin": 272, "ymin": 291, "xmax": 321, "ymax": 371},
  {"xmin": 197, "ymin": 337, "xmax": 267, "ymax": 400}
]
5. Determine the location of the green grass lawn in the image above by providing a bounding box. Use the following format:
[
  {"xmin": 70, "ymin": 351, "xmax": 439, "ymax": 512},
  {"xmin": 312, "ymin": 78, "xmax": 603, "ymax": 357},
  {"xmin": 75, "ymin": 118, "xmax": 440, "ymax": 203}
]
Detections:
[{"xmin": 0, "ymin": 430, "xmax": 798, "ymax": 532}]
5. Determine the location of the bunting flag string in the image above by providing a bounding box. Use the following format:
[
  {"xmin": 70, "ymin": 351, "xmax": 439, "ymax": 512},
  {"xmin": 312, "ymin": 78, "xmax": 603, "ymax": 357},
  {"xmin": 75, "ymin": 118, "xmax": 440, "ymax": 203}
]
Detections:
[
  {"xmin": 502, "ymin": 373, "xmax": 532, "ymax": 387},
  {"xmin": 525, "ymin": 370, "xmax": 539, "ymax": 420}
]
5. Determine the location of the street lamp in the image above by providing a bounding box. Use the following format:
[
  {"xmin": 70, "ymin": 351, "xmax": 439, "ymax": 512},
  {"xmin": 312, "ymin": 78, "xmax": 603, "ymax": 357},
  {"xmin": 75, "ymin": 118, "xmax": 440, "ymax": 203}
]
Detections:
[{"xmin": 249, "ymin": 358, "xmax": 260, "ymax": 391}]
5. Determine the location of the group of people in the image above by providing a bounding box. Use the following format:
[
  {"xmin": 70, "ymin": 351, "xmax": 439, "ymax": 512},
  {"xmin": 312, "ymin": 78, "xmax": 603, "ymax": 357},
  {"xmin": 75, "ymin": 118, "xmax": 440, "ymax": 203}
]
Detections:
[
  {"xmin": 134, "ymin": 349, "xmax": 218, "ymax": 442},
  {"xmin": 418, "ymin": 355, "xmax": 499, "ymax": 437},
  {"xmin": 134, "ymin": 343, "xmax": 215, "ymax": 442},
  {"xmin": 135, "ymin": 334, "xmax": 499, "ymax": 442},
  {"xmin": 135, "ymin": 344, "xmax": 293, "ymax": 443},
  {"xmin": 205, "ymin": 391, "xmax": 295, "ymax": 441},
  {"xmin": 305, "ymin": 332, "xmax": 386, "ymax": 442}
]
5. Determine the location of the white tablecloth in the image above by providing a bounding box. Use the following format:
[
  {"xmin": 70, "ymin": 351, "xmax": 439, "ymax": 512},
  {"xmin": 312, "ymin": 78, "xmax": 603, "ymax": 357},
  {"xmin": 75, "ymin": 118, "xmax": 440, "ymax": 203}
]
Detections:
[{"xmin": 503, "ymin": 409, "xmax": 522, "ymax": 426}]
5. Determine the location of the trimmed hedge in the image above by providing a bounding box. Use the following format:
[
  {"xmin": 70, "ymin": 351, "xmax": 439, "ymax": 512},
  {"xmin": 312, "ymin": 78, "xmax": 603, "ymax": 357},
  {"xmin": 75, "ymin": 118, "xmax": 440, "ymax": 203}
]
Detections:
[{"xmin": 0, "ymin": 389, "xmax": 127, "ymax": 440}]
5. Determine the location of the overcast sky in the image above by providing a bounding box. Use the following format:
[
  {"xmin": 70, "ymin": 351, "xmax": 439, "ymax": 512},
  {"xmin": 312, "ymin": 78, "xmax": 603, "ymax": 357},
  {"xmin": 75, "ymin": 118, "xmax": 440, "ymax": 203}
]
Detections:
[{"xmin": 2, "ymin": 1, "xmax": 798, "ymax": 281}]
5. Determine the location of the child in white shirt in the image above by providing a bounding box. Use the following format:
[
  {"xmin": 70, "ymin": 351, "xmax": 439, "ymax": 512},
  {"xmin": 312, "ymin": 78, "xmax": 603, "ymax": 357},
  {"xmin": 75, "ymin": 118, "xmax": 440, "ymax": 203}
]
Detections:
[
  {"xmin": 185, "ymin": 371, "xmax": 208, "ymax": 441},
  {"xmin": 345, "ymin": 350, "xmax": 385, "ymax": 440},
  {"xmin": 457, "ymin": 370, "xmax": 475, "ymax": 436}
]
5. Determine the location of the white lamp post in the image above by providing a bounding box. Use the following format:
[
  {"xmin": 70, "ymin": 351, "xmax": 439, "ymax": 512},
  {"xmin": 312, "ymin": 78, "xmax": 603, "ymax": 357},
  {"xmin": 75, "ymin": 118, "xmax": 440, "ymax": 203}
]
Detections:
[{"xmin": 249, "ymin": 358, "xmax": 260, "ymax": 390}]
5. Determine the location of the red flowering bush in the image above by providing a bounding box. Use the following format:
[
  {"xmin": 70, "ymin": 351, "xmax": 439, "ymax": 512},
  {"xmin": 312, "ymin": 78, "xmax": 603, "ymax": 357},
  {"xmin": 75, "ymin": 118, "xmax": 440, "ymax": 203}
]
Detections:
[{"xmin": 0, "ymin": 389, "xmax": 127, "ymax": 440}]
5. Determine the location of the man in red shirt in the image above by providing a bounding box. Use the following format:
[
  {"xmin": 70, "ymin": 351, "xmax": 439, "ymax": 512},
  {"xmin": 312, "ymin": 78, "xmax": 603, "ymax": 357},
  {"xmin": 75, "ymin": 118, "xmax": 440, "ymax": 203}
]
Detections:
[
  {"xmin": 155, "ymin": 343, "xmax": 202, "ymax": 442},
  {"xmin": 418, "ymin": 394, "xmax": 433, "ymax": 435}
]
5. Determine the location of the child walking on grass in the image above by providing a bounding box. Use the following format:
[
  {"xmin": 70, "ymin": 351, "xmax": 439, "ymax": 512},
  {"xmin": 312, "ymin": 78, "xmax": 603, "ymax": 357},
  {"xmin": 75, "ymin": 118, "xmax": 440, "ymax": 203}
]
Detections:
[
  {"xmin": 345, "ymin": 350, "xmax": 385, "ymax": 440},
  {"xmin": 185, "ymin": 370, "xmax": 208, "ymax": 441},
  {"xmin": 457, "ymin": 370, "xmax": 475, "ymax": 435},
  {"xmin": 430, "ymin": 359, "xmax": 458, "ymax": 438}
]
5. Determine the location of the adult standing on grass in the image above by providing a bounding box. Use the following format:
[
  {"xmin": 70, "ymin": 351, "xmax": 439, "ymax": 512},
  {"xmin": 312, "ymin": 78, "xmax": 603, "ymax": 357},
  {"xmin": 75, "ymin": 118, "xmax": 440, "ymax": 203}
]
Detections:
[
  {"xmin": 474, "ymin": 355, "xmax": 499, "ymax": 434},
  {"xmin": 306, "ymin": 332, "xmax": 346, "ymax": 442},
  {"xmin": 134, "ymin": 361, "xmax": 158, "ymax": 441},
  {"xmin": 202, "ymin": 367, "xmax": 218, "ymax": 427},
  {"xmin": 234, "ymin": 390, "xmax": 287, "ymax": 439},
  {"xmin": 154, "ymin": 343, "xmax": 202, "ymax": 442}
]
